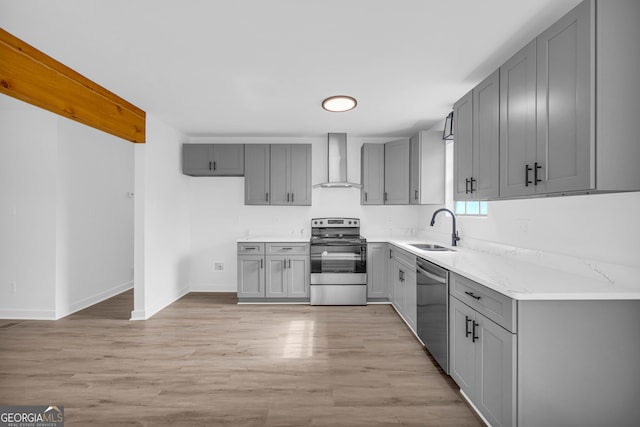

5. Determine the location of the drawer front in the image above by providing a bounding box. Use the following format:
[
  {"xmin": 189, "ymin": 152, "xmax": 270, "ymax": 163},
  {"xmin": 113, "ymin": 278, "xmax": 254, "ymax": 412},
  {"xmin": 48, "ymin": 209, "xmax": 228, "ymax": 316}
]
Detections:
[
  {"xmin": 390, "ymin": 246, "xmax": 416, "ymax": 269},
  {"xmin": 266, "ymin": 242, "xmax": 309, "ymax": 255},
  {"xmin": 237, "ymin": 242, "xmax": 265, "ymax": 255},
  {"xmin": 450, "ymin": 272, "xmax": 516, "ymax": 332}
]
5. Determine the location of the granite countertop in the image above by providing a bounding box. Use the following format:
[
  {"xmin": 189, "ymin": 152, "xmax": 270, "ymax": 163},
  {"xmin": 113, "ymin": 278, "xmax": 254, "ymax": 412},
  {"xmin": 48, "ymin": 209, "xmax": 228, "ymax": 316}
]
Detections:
[{"xmin": 388, "ymin": 240, "xmax": 640, "ymax": 301}]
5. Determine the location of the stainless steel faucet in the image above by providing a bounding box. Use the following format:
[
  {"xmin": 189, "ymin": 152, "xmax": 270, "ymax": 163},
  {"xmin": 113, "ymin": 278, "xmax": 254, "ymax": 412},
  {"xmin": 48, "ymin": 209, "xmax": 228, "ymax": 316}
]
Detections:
[{"xmin": 430, "ymin": 208, "xmax": 460, "ymax": 247}]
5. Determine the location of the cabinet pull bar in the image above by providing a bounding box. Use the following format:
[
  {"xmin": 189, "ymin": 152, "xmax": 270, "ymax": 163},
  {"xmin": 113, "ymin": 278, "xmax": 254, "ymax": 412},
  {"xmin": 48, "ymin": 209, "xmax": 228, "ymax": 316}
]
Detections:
[
  {"xmin": 525, "ymin": 164, "xmax": 533, "ymax": 186},
  {"xmin": 209, "ymin": 161, "xmax": 212, "ymax": 170},
  {"xmin": 282, "ymin": 247, "xmax": 292, "ymax": 250},
  {"xmin": 465, "ymin": 315, "xmax": 472, "ymax": 338},
  {"xmin": 286, "ymin": 193, "xmax": 290, "ymax": 202},
  {"xmin": 245, "ymin": 247, "xmax": 257, "ymax": 250},
  {"xmin": 291, "ymin": 193, "xmax": 294, "ymax": 203},
  {"xmin": 470, "ymin": 177, "xmax": 476, "ymax": 193},
  {"xmin": 384, "ymin": 192, "xmax": 388, "ymax": 202},
  {"xmin": 213, "ymin": 161, "xmax": 216, "ymax": 171},
  {"xmin": 534, "ymin": 162, "xmax": 542, "ymax": 185},
  {"xmin": 364, "ymin": 192, "xmax": 368, "ymax": 202},
  {"xmin": 288, "ymin": 259, "xmax": 291, "ymax": 269},
  {"xmin": 464, "ymin": 291, "xmax": 481, "ymax": 300},
  {"xmin": 472, "ymin": 321, "xmax": 479, "ymax": 343},
  {"xmin": 465, "ymin": 178, "xmax": 470, "ymax": 194},
  {"xmin": 415, "ymin": 189, "xmax": 419, "ymax": 200},
  {"xmin": 260, "ymin": 258, "xmax": 263, "ymax": 269}
]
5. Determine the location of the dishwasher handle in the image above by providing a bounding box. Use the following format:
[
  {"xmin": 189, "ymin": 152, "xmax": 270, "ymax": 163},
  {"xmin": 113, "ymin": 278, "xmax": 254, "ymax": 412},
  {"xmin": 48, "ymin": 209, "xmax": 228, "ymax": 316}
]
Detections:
[{"xmin": 417, "ymin": 266, "xmax": 447, "ymax": 284}]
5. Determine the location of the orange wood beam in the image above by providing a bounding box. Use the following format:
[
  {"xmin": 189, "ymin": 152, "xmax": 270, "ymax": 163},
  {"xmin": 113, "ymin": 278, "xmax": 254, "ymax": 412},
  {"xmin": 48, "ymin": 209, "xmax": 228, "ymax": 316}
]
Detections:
[{"xmin": 0, "ymin": 28, "xmax": 145, "ymax": 143}]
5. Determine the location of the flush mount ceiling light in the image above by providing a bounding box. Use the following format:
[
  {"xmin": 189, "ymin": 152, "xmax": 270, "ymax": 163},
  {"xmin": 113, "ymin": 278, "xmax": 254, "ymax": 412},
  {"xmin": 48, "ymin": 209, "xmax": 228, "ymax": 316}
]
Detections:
[{"xmin": 322, "ymin": 95, "xmax": 357, "ymax": 112}]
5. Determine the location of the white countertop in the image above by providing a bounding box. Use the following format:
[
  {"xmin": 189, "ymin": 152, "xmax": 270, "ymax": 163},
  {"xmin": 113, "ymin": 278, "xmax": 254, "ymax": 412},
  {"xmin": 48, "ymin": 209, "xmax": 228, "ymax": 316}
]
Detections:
[
  {"xmin": 237, "ymin": 236, "xmax": 640, "ymax": 300},
  {"xmin": 388, "ymin": 240, "xmax": 640, "ymax": 301},
  {"xmin": 237, "ymin": 237, "xmax": 310, "ymax": 243}
]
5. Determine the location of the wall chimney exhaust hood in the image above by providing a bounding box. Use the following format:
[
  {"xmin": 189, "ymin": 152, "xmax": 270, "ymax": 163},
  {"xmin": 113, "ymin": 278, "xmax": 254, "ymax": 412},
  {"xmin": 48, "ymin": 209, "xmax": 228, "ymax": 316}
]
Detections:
[{"xmin": 313, "ymin": 133, "xmax": 362, "ymax": 189}]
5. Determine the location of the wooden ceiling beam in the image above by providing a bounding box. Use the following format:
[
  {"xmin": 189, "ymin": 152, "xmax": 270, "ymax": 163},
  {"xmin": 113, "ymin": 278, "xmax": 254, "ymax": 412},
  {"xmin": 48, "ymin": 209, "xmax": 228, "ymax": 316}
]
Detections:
[{"xmin": 0, "ymin": 28, "xmax": 145, "ymax": 143}]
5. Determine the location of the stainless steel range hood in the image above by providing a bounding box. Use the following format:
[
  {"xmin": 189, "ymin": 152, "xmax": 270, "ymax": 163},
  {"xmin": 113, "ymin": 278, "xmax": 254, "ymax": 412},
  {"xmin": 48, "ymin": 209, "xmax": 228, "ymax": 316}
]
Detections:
[{"xmin": 313, "ymin": 133, "xmax": 363, "ymax": 189}]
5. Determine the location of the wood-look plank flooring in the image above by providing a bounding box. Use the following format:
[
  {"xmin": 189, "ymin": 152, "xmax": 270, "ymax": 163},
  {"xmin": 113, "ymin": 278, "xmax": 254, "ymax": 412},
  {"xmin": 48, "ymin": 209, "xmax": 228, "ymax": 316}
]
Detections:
[{"xmin": 0, "ymin": 291, "xmax": 483, "ymax": 426}]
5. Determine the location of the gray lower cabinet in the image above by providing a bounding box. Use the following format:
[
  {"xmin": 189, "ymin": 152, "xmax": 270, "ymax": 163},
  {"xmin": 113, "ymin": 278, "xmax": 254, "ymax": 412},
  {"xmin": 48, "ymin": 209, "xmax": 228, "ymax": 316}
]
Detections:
[
  {"xmin": 237, "ymin": 242, "xmax": 309, "ymax": 301},
  {"xmin": 366, "ymin": 243, "xmax": 388, "ymax": 300},
  {"xmin": 244, "ymin": 144, "xmax": 271, "ymax": 205},
  {"xmin": 361, "ymin": 144, "xmax": 385, "ymax": 205},
  {"xmin": 384, "ymin": 139, "xmax": 410, "ymax": 205},
  {"xmin": 183, "ymin": 143, "xmax": 244, "ymax": 176},
  {"xmin": 270, "ymin": 144, "xmax": 312, "ymax": 206},
  {"xmin": 265, "ymin": 243, "xmax": 310, "ymax": 299},
  {"xmin": 390, "ymin": 246, "xmax": 417, "ymax": 332},
  {"xmin": 237, "ymin": 243, "xmax": 266, "ymax": 298},
  {"xmin": 450, "ymin": 296, "xmax": 516, "ymax": 427}
]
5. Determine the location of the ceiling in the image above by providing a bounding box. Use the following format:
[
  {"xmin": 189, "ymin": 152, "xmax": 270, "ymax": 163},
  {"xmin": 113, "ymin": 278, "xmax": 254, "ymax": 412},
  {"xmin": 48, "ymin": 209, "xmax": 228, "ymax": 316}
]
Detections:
[{"xmin": 1, "ymin": 0, "xmax": 582, "ymax": 138}]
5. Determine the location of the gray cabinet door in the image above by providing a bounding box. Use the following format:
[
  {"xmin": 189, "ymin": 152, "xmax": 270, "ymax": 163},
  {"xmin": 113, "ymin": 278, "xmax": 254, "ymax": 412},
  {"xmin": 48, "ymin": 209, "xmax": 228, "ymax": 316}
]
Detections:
[
  {"xmin": 500, "ymin": 40, "xmax": 538, "ymax": 198},
  {"xmin": 269, "ymin": 144, "xmax": 290, "ymax": 205},
  {"xmin": 367, "ymin": 243, "xmax": 388, "ymax": 299},
  {"xmin": 537, "ymin": 0, "xmax": 592, "ymax": 194},
  {"xmin": 384, "ymin": 139, "xmax": 410, "ymax": 204},
  {"xmin": 449, "ymin": 297, "xmax": 476, "ymax": 398},
  {"xmin": 287, "ymin": 256, "xmax": 310, "ymax": 298},
  {"xmin": 453, "ymin": 91, "xmax": 473, "ymax": 201},
  {"xmin": 404, "ymin": 267, "xmax": 417, "ymax": 332},
  {"xmin": 473, "ymin": 70, "xmax": 500, "ymax": 199},
  {"xmin": 182, "ymin": 144, "xmax": 214, "ymax": 176},
  {"xmin": 392, "ymin": 261, "xmax": 406, "ymax": 314},
  {"xmin": 289, "ymin": 145, "xmax": 312, "ymax": 206},
  {"xmin": 361, "ymin": 144, "xmax": 385, "ymax": 205},
  {"xmin": 211, "ymin": 144, "xmax": 244, "ymax": 176},
  {"xmin": 244, "ymin": 144, "xmax": 270, "ymax": 205},
  {"xmin": 265, "ymin": 256, "xmax": 287, "ymax": 297},
  {"xmin": 409, "ymin": 135, "xmax": 421, "ymax": 205},
  {"xmin": 237, "ymin": 255, "xmax": 265, "ymax": 298},
  {"xmin": 476, "ymin": 312, "xmax": 517, "ymax": 427},
  {"xmin": 269, "ymin": 144, "xmax": 311, "ymax": 205}
]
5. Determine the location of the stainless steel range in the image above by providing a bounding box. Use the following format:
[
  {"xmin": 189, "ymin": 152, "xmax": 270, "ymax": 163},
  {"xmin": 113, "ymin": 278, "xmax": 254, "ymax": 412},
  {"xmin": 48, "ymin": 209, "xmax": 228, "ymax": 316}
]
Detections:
[{"xmin": 310, "ymin": 217, "xmax": 367, "ymax": 305}]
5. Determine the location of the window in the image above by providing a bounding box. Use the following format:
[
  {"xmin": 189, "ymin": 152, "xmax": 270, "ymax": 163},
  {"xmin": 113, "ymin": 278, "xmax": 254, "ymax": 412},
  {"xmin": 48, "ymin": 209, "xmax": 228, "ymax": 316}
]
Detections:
[{"xmin": 455, "ymin": 201, "xmax": 488, "ymax": 216}]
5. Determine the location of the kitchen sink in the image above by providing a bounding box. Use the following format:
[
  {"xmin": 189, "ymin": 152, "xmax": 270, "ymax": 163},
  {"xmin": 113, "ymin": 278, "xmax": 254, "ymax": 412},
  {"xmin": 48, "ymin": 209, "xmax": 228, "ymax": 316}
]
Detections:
[{"xmin": 409, "ymin": 243, "xmax": 455, "ymax": 252}]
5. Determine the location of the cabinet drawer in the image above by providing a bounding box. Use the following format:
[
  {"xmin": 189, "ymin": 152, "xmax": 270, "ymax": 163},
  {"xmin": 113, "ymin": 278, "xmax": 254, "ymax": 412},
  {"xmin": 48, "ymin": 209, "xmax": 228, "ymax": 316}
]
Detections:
[
  {"xmin": 450, "ymin": 272, "xmax": 517, "ymax": 332},
  {"xmin": 390, "ymin": 245, "xmax": 416, "ymax": 269},
  {"xmin": 237, "ymin": 242, "xmax": 265, "ymax": 255},
  {"xmin": 266, "ymin": 243, "xmax": 309, "ymax": 255}
]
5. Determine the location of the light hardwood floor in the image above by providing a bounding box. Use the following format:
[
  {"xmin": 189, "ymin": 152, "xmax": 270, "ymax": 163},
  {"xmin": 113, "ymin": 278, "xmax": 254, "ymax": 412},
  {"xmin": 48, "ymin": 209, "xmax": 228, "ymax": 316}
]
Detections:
[{"xmin": 0, "ymin": 291, "xmax": 483, "ymax": 426}]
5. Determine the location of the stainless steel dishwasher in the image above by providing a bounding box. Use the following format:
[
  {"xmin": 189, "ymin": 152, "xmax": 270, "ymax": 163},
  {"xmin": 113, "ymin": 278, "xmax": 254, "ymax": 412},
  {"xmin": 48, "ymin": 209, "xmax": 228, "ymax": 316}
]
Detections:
[{"xmin": 416, "ymin": 258, "xmax": 449, "ymax": 373}]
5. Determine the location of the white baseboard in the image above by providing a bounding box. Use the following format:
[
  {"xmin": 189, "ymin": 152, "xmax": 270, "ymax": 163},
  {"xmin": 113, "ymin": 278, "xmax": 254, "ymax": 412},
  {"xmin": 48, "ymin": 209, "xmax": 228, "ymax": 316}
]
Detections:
[
  {"xmin": 0, "ymin": 308, "xmax": 56, "ymax": 320},
  {"xmin": 57, "ymin": 281, "xmax": 133, "ymax": 319},
  {"xmin": 130, "ymin": 285, "xmax": 189, "ymax": 321},
  {"xmin": 189, "ymin": 282, "xmax": 236, "ymax": 292}
]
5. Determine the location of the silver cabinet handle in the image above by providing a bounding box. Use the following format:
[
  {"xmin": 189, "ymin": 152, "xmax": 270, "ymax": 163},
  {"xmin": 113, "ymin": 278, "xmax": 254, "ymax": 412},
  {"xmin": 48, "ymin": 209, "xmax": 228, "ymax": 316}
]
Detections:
[
  {"xmin": 260, "ymin": 258, "xmax": 263, "ymax": 268},
  {"xmin": 265, "ymin": 192, "xmax": 269, "ymax": 202},
  {"xmin": 291, "ymin": 193, "xmax": 294, "ymax": 203}
]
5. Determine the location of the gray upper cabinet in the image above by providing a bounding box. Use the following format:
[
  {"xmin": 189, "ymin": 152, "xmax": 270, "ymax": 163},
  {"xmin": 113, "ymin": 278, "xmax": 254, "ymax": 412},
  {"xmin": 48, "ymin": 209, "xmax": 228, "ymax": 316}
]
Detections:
[
  {"xmin": 500, "ymin": 40, "xmax": 538, "ymax": 198},
  {"xmin": 409, "ymin": 131, "xmax": 445, "ymax": 205},
  {"xmin": 472, "ymin": 70, "xmax": 500, "ymax": 199},
  {"xmin": 244, "ymin": 144, "xmax": 270, "ymax": 205},
  {"xmin": 361, "ymin": 143, "xmax": 385, "ymax": 205},
  {"xmin": 384, "ymin": 139, "xmax": 410, "ymax": 205},
  {"xmin": 269, "ymin": 144, "xmax": 312, "ymax": 206},
  {"xmin": 182, "ymin": 144, "xmax": 244, "ymax": 176},
  {"xmin": 453, "ymin": 70, "xmax": 499, "ymax": 201},
  {"xmin": 536, "ymin": 0, "xmax": 592, "ymax": 195},
  {"xmin": 453, "ymin": 91, "xmax": 474, "ymax": 201}
]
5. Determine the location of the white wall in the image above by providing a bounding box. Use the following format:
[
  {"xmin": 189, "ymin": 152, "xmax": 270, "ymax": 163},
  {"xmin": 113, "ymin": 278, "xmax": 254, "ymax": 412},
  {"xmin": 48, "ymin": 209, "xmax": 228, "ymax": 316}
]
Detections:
[
  {"xmin": 0, "ymin": 95, "xmax": 135, "ymax": 320},
  {"xmin": 420, "ymin": 141, "xmax": 640, "ymax": 271},
  {"xmin": 186, "ymin": 136, "xmax": 419, "ymax": 291},
  {"xmin": 0, "ymin": 98, "xmax": 58, "ymax": 319},
  {"xmin": 131, "ymin": 114, "xmax": 191, "ymax": 320}
]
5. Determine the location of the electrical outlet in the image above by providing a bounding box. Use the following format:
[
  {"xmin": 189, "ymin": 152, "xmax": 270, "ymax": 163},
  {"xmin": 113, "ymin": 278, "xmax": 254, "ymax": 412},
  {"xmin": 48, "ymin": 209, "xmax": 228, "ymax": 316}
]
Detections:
[
  {"xmin": 214, "ymin": 263, "xmax": 224, "ymax": 272},
  {"xmin": 10, "ymin": 282, "xmax": 17, "ymax": 293}
]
